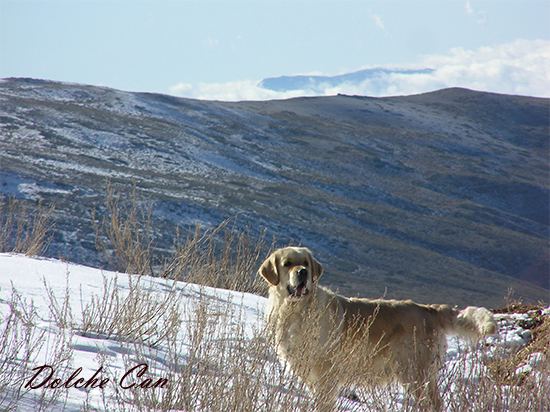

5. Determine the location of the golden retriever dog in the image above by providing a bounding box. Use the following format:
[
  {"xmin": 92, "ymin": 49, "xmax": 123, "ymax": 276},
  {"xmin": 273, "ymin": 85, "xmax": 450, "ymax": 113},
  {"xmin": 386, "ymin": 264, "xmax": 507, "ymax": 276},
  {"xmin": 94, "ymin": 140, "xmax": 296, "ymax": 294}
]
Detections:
[{"xmin": 259, "ymin": 247, "xmax": 497, "ymax": 411}]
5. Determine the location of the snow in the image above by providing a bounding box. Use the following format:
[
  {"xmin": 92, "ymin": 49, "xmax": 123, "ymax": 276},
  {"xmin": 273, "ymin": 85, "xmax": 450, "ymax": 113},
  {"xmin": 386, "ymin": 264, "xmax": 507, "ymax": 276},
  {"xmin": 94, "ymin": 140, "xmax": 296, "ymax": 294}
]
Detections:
[
  {"xmin": 0, "ymin": 254, "xmax": 268, "ymax": 410},
  {"xmin": 0, "ymin": 253, "xmax": 546, "ymax": 411},
  {"xmin": 17, "ymin": 183, "xmax": 72, "ymax": 201}
]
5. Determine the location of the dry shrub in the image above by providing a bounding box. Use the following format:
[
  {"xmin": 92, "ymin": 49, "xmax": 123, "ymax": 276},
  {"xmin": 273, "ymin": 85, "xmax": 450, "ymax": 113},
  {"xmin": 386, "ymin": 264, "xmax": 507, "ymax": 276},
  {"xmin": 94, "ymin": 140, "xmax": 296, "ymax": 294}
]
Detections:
[
  {"xmin": 94, "ymin": 181, "xmax": 271, "ymax": 295},
  {"xmin": 487, "ymin": 303, "xmax": 550, "ymax": 386},
  {"xmin": 163, "ymin": 219, "xmax": 269, "ymax": 295},
  {"xmin": 43, "ymin": 270, "xmax": 183, "ymax": 348},
  {"xmin": 439, "ymin": 300, "xmax": 550, "ymax": 412},
  {"xmin": 62, "ymin": 278, "xmax": 314, "ymax": 412},
  {"xmin": 93, "ymin": 181, "xmax": 156, "ymax": 276},
  {"xmin": 0, "ymin": 286, "xmax": 73, "ymax": 411},
  {"xmin": 78, "ymin": 274, "xmax": 183, "ymax": 346},
  {"xmin": 443, "ymin": 341, "xmax": 549, "ymax": 412},
  {"xmin": 0, "ymin": 287, "xmax": 45, "ymax": 409},
  {"xmin": 0, "ymin": 196, "xmax": 53, "ymax": 256},
  {"xmin": 112, "ymin": 292, "xmax": 290, "ymax": 412}
]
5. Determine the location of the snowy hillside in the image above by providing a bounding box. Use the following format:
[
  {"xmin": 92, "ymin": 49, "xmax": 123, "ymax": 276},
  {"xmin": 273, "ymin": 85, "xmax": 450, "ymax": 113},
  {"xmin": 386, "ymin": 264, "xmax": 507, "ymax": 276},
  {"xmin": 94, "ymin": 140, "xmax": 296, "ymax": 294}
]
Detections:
[
  {"xmin": 0, "ymin": 253, "xmax": 267, "ymax": 411},
  {"xmin": 0, "ymin": 253, "xmax": 548, "ymax": 411},
  {"xmin": 1, "ymin": 78, "xmax": 548, "ymax": 308}
]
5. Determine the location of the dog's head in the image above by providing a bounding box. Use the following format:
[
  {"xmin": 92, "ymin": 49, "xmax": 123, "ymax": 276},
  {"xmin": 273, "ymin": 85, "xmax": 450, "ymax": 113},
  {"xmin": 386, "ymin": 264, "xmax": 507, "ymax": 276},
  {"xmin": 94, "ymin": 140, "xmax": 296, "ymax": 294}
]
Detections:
[{"xmin": 259, "ymin": 247, "xmax": 323, "ymax": 300}]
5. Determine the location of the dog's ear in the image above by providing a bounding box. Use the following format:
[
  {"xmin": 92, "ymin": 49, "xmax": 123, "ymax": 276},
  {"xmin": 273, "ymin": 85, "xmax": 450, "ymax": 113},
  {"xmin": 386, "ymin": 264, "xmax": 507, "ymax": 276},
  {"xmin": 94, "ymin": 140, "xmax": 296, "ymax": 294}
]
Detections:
[
  {"xmin": 259, "ymin": 254, "xmax": 279, "ymax": 286},
  {"xmin": 311, "ymin": 255, "xmax": 323, "ymax": 282}
]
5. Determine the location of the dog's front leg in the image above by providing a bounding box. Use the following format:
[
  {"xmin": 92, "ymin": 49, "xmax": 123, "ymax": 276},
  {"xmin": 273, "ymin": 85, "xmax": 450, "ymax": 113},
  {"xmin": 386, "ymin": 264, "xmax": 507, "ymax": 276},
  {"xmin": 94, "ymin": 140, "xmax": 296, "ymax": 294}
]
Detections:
[{"xmin": 308, "ymin": 364, "xmax": 340, "ymax": 412}]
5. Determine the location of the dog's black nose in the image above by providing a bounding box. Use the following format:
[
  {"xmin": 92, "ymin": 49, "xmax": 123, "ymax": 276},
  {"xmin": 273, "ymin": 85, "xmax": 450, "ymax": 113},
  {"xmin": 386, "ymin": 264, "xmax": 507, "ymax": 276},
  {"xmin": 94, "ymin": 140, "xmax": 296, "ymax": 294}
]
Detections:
[{"xmin": 298, "ymin": 268, "xmax": 308, "ymax": 277}]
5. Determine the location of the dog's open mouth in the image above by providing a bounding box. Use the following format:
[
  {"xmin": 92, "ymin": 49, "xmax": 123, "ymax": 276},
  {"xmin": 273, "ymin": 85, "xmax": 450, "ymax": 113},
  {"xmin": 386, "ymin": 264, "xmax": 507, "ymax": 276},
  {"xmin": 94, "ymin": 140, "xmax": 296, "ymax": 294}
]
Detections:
[{"xmin": 287, "ymin": 282, "xmax": 310, "ymax": 299}]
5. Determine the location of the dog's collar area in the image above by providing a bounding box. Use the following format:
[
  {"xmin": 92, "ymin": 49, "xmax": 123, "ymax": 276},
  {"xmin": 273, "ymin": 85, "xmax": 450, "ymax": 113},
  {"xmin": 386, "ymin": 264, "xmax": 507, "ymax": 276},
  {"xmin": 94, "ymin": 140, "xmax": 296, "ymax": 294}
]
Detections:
[{"xmin": 287, "ymin": 282, "xmax": 310, "ymax": 299}]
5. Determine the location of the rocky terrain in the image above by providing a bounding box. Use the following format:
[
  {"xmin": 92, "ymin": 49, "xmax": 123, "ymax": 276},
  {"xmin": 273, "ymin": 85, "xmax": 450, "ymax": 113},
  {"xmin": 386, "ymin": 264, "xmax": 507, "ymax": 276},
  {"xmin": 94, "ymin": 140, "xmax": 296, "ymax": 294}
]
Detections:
[{"xmin": 0, "ymin": 78, "xmax": 548, "ymax": 307}]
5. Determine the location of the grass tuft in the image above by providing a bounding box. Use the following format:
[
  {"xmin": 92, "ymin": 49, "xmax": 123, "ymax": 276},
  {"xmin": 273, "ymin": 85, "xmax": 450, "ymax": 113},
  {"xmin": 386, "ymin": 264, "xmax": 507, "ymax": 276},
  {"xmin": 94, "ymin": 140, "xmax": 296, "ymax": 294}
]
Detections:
[{"xmin": 0, "ymin": 196, "xmax": 53, "ymax": 256}]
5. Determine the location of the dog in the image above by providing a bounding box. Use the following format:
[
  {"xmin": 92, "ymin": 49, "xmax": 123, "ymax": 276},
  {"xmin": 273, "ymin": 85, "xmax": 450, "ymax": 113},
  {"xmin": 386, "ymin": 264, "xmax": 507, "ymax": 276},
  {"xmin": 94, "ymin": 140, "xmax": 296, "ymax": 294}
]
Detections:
[{"xmin": 259, "ymin": 247, "xmax": 497, "ymax": 411}]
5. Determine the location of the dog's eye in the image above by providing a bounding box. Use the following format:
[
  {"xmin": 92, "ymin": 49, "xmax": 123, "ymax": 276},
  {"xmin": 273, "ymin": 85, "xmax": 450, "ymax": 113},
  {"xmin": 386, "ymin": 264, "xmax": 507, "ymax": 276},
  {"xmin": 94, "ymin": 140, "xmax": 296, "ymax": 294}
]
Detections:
[
  {"xmin": 283, "ymin": 261, "xmax": 292, "ymax": 267},
  {"xmin": 303, "ymin": 261, "xmax": 309, "ymax": 267}
]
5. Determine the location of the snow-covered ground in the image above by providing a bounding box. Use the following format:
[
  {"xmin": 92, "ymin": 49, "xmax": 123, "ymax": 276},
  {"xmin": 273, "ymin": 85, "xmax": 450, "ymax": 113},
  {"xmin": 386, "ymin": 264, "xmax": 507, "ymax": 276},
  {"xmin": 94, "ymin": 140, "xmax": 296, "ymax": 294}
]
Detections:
[{"xmin": 0, "ymin": 253, "xmax": 547, "ymax": 411}]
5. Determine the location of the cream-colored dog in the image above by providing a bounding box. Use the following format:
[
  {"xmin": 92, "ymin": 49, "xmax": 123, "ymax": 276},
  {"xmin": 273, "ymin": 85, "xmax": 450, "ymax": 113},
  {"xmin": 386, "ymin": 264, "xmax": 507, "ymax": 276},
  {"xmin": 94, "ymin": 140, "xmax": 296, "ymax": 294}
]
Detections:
[{"xmin": 259, "ymin": 247, "xmax": 497, "ymax": 411}]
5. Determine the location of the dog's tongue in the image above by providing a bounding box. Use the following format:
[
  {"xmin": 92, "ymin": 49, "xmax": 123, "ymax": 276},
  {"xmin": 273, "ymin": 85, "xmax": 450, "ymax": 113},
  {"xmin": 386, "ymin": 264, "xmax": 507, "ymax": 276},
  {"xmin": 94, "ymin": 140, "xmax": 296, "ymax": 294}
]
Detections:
[
  {"xmin": 288, "ymin": 283, "xmax": 309, "ymax": 298},
  {"xmin": 296, "ymin": 284, "xmax": 309, "ymax": 297}
]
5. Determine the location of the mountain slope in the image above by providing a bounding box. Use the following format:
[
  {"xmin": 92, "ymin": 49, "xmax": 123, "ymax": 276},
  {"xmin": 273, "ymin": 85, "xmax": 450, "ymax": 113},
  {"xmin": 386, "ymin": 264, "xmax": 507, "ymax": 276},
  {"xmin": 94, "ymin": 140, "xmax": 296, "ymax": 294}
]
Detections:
[{"xmin": 1, "ymin": 78, "xmax": 548, "ymax": 307}]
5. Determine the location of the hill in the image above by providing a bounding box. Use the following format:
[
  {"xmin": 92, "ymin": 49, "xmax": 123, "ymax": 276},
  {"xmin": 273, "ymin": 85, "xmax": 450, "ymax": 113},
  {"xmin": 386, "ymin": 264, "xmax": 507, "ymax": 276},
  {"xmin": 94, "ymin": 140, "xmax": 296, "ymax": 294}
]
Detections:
[{"xmin": 0, "ymin": 78, "xmax": 548, "ymax": 307}]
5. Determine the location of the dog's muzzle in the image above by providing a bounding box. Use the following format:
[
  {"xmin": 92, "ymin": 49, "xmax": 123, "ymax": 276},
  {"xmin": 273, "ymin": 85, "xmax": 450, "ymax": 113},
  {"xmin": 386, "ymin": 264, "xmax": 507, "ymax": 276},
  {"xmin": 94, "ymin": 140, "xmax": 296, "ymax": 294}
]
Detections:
[{"xmin": 287, "ymin": 268, "xmax": 310, "ymax": 299}]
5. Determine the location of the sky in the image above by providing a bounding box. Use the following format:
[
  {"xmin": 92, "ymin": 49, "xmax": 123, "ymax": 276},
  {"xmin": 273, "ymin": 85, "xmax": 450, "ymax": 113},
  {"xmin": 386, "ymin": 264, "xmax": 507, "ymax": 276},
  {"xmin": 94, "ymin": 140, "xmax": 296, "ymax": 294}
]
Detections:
[{"xmin": 1, "ymin": 0, "xmax": 549, "ymax": 101}]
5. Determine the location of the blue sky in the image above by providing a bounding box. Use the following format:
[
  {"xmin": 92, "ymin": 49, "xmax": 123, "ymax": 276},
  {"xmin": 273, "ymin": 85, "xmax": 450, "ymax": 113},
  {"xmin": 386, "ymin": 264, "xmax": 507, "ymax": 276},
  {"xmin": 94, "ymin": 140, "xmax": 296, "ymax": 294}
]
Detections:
[{"xmin": 1, "ymin": 0, "xmax": 549, "ymax": 100}]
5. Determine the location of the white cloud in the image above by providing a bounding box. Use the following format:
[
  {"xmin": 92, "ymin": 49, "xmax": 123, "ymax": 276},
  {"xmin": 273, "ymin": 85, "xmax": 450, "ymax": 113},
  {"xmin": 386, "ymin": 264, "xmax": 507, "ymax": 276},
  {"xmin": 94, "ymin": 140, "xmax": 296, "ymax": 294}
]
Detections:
[
  {"xmin": 465, "ymin": 1, "xmax": 487, "ymax": 25},
  {"xmin": 422, "ymin": 39, "xmax": 550, "ymax": 97},
  {"xmin": 369, "ymin": 10, "xmax": 386, "ymax": 31},
  {"xmin": 169, "ymin": 79, "xmax": 307, "ymax": 101},
  {"xmin": 170, "ymin": 83, "xmax": 194, "ymax": 95},
  {"xmin": 169, "ymin": 39, "xmax": 550, "ymax": 101}
]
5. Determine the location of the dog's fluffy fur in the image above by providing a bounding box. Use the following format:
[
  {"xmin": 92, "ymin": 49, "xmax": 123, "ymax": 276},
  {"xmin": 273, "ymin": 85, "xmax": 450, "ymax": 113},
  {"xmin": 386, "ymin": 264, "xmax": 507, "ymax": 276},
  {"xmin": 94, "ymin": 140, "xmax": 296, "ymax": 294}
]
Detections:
[{"xmin": 259, "ymin": 247, "xmax": 497, "ymax": 411}]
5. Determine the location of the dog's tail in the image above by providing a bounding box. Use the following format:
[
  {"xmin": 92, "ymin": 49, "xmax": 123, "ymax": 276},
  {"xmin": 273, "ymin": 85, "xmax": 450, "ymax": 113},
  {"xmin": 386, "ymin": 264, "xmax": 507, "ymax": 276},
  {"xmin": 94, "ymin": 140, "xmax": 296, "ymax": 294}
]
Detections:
[
  {"xmin": 454, "ymin": 306, "xmax": 498, "ymax": 339},
  {"xmin": 435, "ymin": 305, "xmax": 497, "ymax": 340}
]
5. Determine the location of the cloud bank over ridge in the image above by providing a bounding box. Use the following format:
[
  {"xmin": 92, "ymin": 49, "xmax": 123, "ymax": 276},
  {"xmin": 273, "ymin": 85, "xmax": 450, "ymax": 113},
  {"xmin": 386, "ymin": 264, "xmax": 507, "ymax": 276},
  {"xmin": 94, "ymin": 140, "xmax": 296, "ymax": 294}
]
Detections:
[{"xmin": 170, "ymin": 39, "xmax": 549, "ymax": 101}]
